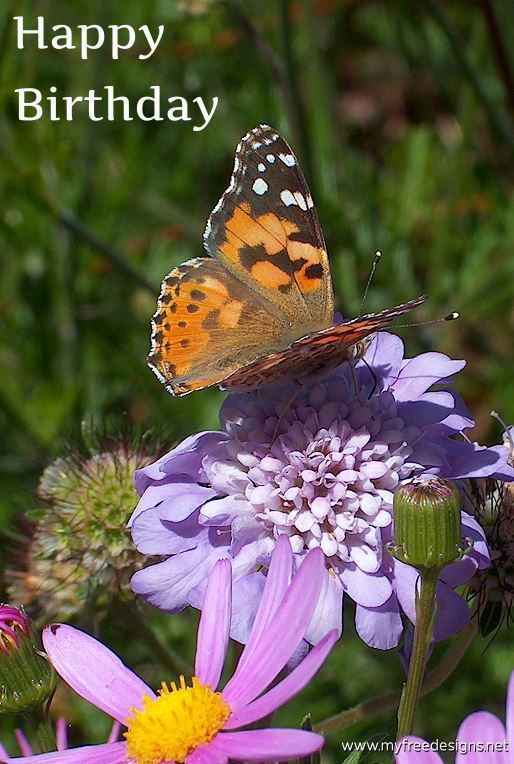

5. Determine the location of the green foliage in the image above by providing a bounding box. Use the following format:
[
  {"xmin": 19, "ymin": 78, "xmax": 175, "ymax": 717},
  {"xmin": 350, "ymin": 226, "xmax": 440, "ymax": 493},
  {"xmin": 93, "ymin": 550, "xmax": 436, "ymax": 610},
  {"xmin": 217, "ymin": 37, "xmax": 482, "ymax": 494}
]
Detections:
[{"xmin": 1, "ymin": 0, "xmax": 513, "ymax": 759}]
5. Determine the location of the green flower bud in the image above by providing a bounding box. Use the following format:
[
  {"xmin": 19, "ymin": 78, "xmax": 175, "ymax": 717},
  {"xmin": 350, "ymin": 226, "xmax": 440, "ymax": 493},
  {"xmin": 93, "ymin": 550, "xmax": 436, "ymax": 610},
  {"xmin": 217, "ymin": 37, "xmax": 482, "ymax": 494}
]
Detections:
[
  {"xmin": 391, "ymin": 478, "xmax": 463, "ymax": 570},
  {"xmin": 0, "ymin": 606, "xmax": 56, "ymax": 714}
]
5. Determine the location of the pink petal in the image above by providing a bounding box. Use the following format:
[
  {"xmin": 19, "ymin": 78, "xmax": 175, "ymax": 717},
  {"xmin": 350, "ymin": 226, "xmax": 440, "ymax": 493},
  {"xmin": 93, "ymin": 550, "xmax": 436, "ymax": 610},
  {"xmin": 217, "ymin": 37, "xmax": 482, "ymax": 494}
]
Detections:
[
  {"xmin": 0, "ymin": 743, "xmax": 8, "ymax": 759},
  {"xmin": 187, "ymin": 741, "xmax": 228, "ymax": 764},
  {"xmin": 395, "ymin": 736, "xmax": 443, "ymax": 763},
  {"xmin": 107, "ymin": 723, "xmax": 121, "ymax": 745},
  {"xmin": 2, "ymin": 741, "xmax": 127, "ymax": 764},
  {"xmin": 215, "ymin": 729, "xmax": 324, "ymax": 760},
  {"xmin": 224, "ymin": 630, "xmax": 338, "ymax": 729},
  {"xmin": 235, "ymin": 534, "xmax": 293, "ymax": 676},
  {"xmin": 43, "ymin": 625, "xmax": 154, "ymax": 724},
  {"xmin": 222, "ymin": 548, "xmax": 324, "ymax": 709},
  {"xmin": 56, "ymin": 719, "xmax": 68, "ymax": 751},
  {"xmin": 456, "ymin": 712, "xmax": 508, "ymax": 764},
  {"xmin": 195, "ymin": 559, "xmax": 232, "ymax": 689},
  {"xmin": 507, "ymin": 671, "xmax": 514, "ymax": 755},
  {"xmin": 15, "ymin": 729, "xmax": 32, "ymax": 756}
]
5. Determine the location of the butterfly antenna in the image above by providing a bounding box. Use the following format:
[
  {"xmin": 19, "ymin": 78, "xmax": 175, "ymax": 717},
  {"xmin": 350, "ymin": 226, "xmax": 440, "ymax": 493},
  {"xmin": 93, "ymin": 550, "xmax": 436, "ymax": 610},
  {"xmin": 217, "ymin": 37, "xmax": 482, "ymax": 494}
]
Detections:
[
  {"xmin": 358, "ymin": 251, "xmax": 382, "ymax": 317},
  {"xmin": 393, "ymin": 311, "xmax": 459, "ymax": 329}
]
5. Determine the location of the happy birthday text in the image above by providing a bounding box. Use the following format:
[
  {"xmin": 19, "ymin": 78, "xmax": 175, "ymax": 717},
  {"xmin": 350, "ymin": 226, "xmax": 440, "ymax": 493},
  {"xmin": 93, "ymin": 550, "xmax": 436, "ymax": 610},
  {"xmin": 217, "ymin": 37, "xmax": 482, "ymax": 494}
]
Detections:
[{"xmin": 13, "ymin": 16, "xmax": 219, "ymax": 129}]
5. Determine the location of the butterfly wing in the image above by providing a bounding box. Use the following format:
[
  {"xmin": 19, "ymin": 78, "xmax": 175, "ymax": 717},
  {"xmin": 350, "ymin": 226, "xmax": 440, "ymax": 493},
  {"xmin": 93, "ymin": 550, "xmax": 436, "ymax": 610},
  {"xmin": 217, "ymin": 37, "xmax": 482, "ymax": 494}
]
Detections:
[
  {"xmin": 203, "ymin": 124, "xmax": 334, "ymax": 334},
  {"xmin": 147, "ymin": 258, "xmax": 292, "ymax": 395},
  {"xmin": 221, "ymin": 295, "xmax": 428, "ymax": 391}
]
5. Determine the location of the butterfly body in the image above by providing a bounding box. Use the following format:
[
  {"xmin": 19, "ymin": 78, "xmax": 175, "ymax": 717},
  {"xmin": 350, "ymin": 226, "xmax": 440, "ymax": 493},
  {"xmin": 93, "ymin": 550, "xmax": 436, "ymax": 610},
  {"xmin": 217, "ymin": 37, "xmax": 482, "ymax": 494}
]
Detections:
[{"xmin": 148, "ymin": 125, "xmax": 427, "ymax": 396}]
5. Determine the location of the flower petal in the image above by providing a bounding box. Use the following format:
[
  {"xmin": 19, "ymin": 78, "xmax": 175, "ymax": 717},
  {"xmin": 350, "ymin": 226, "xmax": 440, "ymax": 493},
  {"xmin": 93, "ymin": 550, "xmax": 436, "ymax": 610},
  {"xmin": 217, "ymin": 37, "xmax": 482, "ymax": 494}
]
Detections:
[
  {"xmin": 394, "ymin": 354, "xmax": 465, "ymax": 400},
  {"xmin": 303, "ymin": 568, "xmax": 343, "ymax": 644},
  {"xmin": 2, "ymin": 742, "xmax": 127, "ymax": 764},
  {"xmin": 339, "ymin": 565, "xmax": 392, "ymax": 607},
  {"xmin": 395, "ymin": 736, "xmax": 443, "ymax": 763},
  {"xmin": 215, "ymin": 729, "xmax": 324, "ymax": 761},
  {"xmin": 133, "ymin": 432, "xmax": 224, "ymax": 494},
  {"xmin": 222, "ymin": 548, "xmax": 324, "ymax": 709},
  {"xmin": 235, "ymin": 534, "xmax": 293, "ymax": 676},
  {"xmin": 355, "ymin": 598, "xmax": 403, "ymax": 649},
  {"xmin": 42, "ymin": 626, "xmax": 153, "ymax": 723},
  {"xmin": 195, "ymin": 559, "xmax": 231, "ymax": 690},
  {"xmin": 130, "ymin": 536, "xmax": 229, "ymax": 612},
  {"xmin": 131, "ymin": 508, "xmax": 208, "ymax": 555},
  {"xmin": 441, "ymin": 441, "xmax": 513, "ymax": 480},
  {"xmin": 456, "ymin": 711, "xmax": 507, "ymax": 764},
  {"xmin": 187, "ymin": 741, "xmax": 228, "ymax": 764},
  {"xmin": 507, "ymin": 671, "xmax": 514, "ymax": 755},
  {"xmin": 224, "ymin": 629, "xmax": 338, "ymax": 729}
]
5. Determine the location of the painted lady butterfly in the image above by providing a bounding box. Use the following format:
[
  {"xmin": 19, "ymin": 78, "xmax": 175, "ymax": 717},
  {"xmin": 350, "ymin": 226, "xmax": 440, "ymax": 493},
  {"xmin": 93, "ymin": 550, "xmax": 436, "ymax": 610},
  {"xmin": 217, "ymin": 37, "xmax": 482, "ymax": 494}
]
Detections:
[{"xmin": 148, "ymin": 125, "xmax": 427, "ymax": 396}]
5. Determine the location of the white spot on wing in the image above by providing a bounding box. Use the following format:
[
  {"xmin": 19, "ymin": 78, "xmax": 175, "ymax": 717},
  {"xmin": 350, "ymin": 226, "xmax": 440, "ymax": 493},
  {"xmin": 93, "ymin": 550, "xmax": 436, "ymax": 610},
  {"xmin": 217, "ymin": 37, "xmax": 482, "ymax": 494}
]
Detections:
[
  {"xmin": 266, "ymin": 154, "xmax": 276, "ymax": 163},
  {"xmin": 294, "ymin": 191, "xmax": 307, "ymax": 210},
  {"xmin": 280, "ymin": 189, "xmax": 297, "ymax": 207},
  {"xmin": 279, "ymin": 153, "xmax": 296, "ymax": 167},
  {"xmin": 258, "ymin": 163, "xmax": 266, "ymax": 172},
  {"xmin": 253, "ymin": 178, "xmax": 269, "ymax": 195}
]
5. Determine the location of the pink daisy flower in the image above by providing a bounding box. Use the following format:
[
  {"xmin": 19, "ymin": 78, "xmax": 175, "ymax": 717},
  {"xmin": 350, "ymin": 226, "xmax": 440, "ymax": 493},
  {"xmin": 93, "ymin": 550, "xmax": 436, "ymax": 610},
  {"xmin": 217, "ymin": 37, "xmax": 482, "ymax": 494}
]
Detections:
[{"xmin": 4, "ymin": 536, "xmax": 336, "ymax": 764}]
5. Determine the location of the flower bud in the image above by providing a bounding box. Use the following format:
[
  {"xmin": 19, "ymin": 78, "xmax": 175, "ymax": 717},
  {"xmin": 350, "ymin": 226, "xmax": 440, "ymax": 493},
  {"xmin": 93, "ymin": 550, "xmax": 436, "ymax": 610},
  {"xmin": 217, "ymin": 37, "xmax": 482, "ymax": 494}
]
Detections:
[
  {"xmin": 391, "ymin": 478, "xmax": 463, "ymax": 569},
  {"xmin": 0, "ymin": 606, "xmax": 56, "ymax": 714}
]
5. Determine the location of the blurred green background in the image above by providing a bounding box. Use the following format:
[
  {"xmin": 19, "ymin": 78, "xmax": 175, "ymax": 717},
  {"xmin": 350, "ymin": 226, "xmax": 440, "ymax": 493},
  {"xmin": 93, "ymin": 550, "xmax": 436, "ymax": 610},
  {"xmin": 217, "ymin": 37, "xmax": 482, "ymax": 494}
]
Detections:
[{"xmin": 1, "ymin": 0, "xmax": 513, "ymax": 761}]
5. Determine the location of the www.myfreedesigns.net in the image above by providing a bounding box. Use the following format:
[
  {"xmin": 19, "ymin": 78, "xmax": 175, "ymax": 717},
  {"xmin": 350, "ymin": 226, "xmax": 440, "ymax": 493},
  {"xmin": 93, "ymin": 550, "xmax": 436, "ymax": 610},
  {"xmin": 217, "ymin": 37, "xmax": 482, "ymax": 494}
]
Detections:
[{"xmin": 341, "ymin": 739, "xmax": 510, "ymax": 756}]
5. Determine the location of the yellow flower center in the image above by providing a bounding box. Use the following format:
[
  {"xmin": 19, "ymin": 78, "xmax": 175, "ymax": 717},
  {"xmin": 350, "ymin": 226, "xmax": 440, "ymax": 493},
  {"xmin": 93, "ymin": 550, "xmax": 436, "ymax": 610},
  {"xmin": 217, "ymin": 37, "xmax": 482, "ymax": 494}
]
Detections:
[{"xmin": 125, "ymin": 676, "xmax": 231, "ymax": 764}]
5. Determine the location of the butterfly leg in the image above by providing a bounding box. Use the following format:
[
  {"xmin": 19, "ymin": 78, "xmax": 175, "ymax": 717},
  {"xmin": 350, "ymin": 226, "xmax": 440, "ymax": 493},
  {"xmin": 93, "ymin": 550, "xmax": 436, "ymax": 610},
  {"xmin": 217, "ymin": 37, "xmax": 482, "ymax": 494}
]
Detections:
[
  {"xmin": 271, "ymin": 381, "xmax": 303, "ymax": 443},
  {"xmin": 349, "ymin": 360, "xmax": 367, "ymax": 405},
  {"xmin": 361, "ymin": 357, "xmax": 378, "ymax": 399}
]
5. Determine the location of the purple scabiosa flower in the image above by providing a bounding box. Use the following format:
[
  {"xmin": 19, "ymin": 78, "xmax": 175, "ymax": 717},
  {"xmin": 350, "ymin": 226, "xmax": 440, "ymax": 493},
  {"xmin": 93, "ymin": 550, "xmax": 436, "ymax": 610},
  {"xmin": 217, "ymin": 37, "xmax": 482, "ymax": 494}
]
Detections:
[
  {"xmin": 130, "ymin": 332, "xmax": 514, "ymax": 649},
  {"xmin": 395, "ymin": 669, "xmax": 514, "ymax": 763},
  {"xmin": 3, "ymin": 537, "xmax": 337, "ymax": 764},
  {"xmin": 0, "ymin": 720, "xmax": 121, "ymax": 758}
]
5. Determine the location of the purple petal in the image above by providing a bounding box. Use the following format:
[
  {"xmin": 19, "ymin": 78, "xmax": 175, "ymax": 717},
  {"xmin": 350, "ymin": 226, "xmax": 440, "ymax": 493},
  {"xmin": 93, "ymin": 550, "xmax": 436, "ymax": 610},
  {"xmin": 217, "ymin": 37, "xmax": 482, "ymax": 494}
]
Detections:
[
  {"xmin": 215, "ymin": 729, "xmax": 324, "ymax": 761},
  {"xmin": 195, "ymin": 559, "xmax": 232, "ymax": 690},
  {"xmin": 393, "ymin": 353, "xmax": 465, "ymax": 401},
  {"xmin": 339, "ymin": 565, "xmax": 392, "ymax": 607},
  {"xmin": 134, "ymin": 432, "xmax": 224, "ymax": 494},
  {"xmin": 355, "ymin": 597, "xmax": 403, "ymax": 649},
  {"xmin": 2, "ymin": 742, "xmax": 127, "ymax": 764},
  {"xmin": 42, "ymin": 625, "xmax": 153, "ymax": 723},
  {"xmin": 366, "ymin": 332, "xmax": 405, "ymax": 380},
  {"xmin": 395, "ymin": 737, "xmax": 443, "ymax": 763},
  {"xmin": 130, "ymin": 537, "xmax": 229, "ymax": 612},
  {"xmin": 441, "ymin": 441, "xmax": 513, "ymax": 480},
  {"xmin": 456, "ymin": 712, "xmax": 507, "ymax": 764},
  {"xmin": 131, "ymin": 509, "xmax": 208, "ymax": 556},
  {"xmin": 224, "ymin": 630, "xmax": 338, "ymax": 729},
  {"xmin": 223, "ymin": 548, "xmax": 324, "ymax": 709},
  {"xmin": 130, "ymin": 483, "xmax": 216, "ymax": 528},
  {"xmin": 432, "ymin": 586, "xmax": 470, "ymax": 642},
  {"xmin": 303, "ymin": 568, "xmax": 343, "ymax": 644},
  {"xmin": 235, "ymin": 534, "xmax": 293, "ymax": 675},
  {"xmin": 0, "ymin": 743, "xmax": 8, "ymax": 759}
]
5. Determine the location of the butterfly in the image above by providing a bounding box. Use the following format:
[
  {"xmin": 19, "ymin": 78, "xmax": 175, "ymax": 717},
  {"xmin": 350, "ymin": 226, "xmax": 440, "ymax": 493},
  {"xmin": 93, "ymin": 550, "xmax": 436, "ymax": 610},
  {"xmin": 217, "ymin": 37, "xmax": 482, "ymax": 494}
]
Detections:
[{"xmin": 148, "ymin": 124, "xmax": 427, "ymax": 396}]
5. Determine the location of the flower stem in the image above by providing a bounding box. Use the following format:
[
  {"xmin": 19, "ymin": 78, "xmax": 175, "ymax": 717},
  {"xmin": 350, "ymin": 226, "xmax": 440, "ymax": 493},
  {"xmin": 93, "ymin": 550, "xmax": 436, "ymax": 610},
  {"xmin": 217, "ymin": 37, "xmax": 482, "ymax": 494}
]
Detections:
[
  {"xmin": 396, "ymin": 568, "xmax": 439, "ymax": 740},
  {"xmin": 314, "ymin": 605, "xmax": 479, "ymax": 735},
  {"xmin": 24, "ymin": 707, "xmax": 56, "ymax": 753}
]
